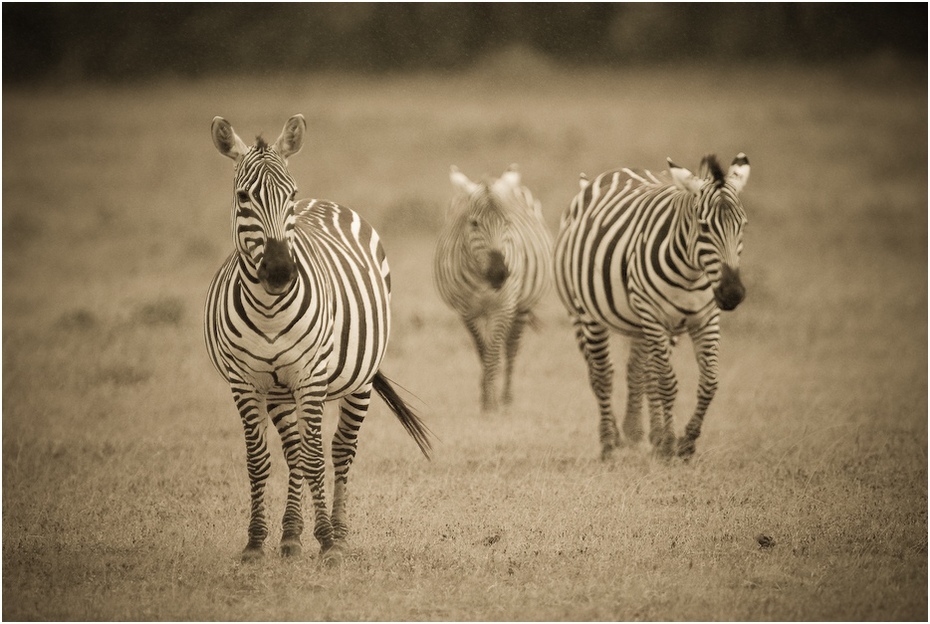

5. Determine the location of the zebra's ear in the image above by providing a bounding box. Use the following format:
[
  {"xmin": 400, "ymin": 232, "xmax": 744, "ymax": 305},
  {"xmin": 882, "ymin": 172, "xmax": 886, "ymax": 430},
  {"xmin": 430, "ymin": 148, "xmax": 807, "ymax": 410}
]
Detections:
[
  {"xmin": 450, "ymin": 166, "xmax": 478, "ymax": 194},
  {"xmin": 274, "ymin": 114, "xmax": 306, "ymax": 159},
  {"xmin": 212, "ymin": 117, "xmax": 249, "ymax": 162},
  {"xmin": 727, "ymin": 153, "xmax": 750, "ymax": 194},
  {"xmin": 500, "ymin": 164, "xmax": 521, "ymax": 188},
  {"xmin": 668, "ymin": 158, "xmax": 703, "ymax": 196}
]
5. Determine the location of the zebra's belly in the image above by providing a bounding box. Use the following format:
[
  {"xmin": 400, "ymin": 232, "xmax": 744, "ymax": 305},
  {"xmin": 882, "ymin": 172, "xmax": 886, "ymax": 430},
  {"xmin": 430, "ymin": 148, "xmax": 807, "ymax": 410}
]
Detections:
[
  {"xmin": 607, "ymin": 288, "xmax": 715, "ymax": 336},
  {"xmin": 323, "ymin": 315, "xmax": 389, "ymax": 400},
  {"xmin": 568, "ymin": 266, "xmax": 715, "ymax": 337}
]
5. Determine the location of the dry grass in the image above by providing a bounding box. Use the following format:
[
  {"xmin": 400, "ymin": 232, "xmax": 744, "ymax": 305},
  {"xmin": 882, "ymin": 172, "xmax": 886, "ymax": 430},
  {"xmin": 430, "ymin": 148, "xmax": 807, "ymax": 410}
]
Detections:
[{"xmin": 3, "ymin": 61, "xmax": 927, "ymax": 620}]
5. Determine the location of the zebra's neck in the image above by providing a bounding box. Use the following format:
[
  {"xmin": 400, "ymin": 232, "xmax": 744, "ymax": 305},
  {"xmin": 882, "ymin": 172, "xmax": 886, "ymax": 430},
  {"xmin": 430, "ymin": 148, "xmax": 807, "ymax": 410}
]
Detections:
[
  {"xmin": 234, "ymin": 255, "xmax": 314, "ymax": 335},
  {"xmin": 669, "ymin": 193, "xmax": 704, "ymax": 279}
]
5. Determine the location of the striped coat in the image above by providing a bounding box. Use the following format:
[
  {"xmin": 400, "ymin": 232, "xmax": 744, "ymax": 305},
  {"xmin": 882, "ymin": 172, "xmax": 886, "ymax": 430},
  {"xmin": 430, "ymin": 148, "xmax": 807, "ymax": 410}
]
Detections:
[
  {"xmin": 434, "ymin": 166, "xmax": 553, "ymax": 411},
  {"xmin": 555, "ymin": 154, "xmax": 750, "ymax": 459},
  {"xmin": 205, "ymin": 115, "xmax": 430, "ymax": 563}
]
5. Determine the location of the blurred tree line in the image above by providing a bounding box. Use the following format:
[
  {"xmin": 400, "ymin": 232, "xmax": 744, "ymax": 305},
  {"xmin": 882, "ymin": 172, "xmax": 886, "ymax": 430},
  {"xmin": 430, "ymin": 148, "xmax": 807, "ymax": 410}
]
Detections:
[{"xmin": 3, "ymin": 3, "xmax": 925, "ymax": 83}]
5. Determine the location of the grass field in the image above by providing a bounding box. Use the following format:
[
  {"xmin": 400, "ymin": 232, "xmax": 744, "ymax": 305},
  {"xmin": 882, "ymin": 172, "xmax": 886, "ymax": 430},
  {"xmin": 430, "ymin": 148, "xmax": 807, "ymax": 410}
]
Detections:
[{"xmin": 3, "ymin": 58, "xmax": 927, "ymax": 620}]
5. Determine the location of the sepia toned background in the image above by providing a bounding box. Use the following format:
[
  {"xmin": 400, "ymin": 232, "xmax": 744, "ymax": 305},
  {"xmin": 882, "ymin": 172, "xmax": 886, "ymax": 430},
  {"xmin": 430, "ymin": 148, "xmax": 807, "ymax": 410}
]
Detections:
[{"xmin": 3, "ymin": 3, "xmax": 927, "ymax": 620}]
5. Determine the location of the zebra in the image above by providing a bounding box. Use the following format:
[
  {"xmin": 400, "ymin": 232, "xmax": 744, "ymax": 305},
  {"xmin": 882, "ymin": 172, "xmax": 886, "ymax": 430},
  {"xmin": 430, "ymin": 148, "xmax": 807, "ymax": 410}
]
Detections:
[
  {"xmin": 434, "ymin": 165, "xmax": 553, "ymax": 411},
  {"xmin": 205, "ymin": 114, "xmax": 432, "ymax": 562},
  {"xmin": 554, "ymin": 154, "xmax": 750, "ymax": 460}
]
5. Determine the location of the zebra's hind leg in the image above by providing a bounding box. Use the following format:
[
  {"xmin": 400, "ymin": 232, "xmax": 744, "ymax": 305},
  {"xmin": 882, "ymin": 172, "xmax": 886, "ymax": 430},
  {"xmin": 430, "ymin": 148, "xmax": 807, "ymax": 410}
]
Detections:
[
  {"xmin": 232, "ymin": 386, "xmax": 272, "ymax": 561},
  {"xmin": 678, "ymin": 317, "xmax": 720, "ymax": 459},
  {"xmin": 328, "ymin": 386, "xmax": 372, "ymax": 565},
  {"xmin": 501, "ymin": 311, "xmax": 529, "ymax": 406},
  {"xmin": 267, "ymin": 391, "xmax": 304, "ymax": 557},
  {"xmin": 574, "ymin": 319, "xmax": 620, "ymax": 459}
]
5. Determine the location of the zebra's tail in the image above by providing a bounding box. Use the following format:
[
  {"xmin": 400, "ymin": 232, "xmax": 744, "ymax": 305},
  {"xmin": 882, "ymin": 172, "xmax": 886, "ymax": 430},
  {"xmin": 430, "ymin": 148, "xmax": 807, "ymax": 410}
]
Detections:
[{"xmin": 372, "ymin": 372, "xmax": 434, "ymax": 460}]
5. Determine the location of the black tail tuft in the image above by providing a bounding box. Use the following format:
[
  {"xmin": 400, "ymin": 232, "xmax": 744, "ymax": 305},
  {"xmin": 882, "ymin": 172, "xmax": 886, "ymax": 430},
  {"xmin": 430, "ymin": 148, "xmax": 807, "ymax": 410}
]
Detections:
[{"xmin": 372, "ymin": 372, "xmax": 434, "ymax": 459}]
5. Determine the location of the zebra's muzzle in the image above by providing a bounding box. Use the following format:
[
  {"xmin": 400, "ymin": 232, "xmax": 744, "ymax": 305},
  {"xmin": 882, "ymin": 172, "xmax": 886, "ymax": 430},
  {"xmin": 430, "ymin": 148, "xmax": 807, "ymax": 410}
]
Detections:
[
  {"xmin": 714, "ymin": 265, "xmax": 745, "ymax": 311},
  {"xmin": 257, "ymin": 239, "xmax": 297, "ymax": 295},
  {"xmin": 485, "ymin": 249, "xmax": 510, "ymax": 290}
]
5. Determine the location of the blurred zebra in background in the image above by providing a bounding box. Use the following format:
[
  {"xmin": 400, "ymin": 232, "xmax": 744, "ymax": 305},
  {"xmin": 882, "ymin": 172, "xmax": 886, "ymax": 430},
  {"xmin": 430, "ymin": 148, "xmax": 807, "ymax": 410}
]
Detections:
[
  {"xmin": 205, "ymin": 114, "xmax": 432, "ymax": 563},
  {"xmin": 555, "ymin": 154, "xmax": 750, "ymax": 460},
  {"xmin": 434, "ymin": 165, "xmax": 553, "ymax": 412}
]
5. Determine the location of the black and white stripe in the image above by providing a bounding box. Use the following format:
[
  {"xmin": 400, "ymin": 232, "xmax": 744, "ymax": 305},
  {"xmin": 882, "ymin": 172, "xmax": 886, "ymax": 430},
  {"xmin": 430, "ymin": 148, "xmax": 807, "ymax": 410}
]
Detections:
[
  {"xmin": 205, "ymin": 115, "xmax": 431, "ymax": 562},
  {"xmin": 434, "ymin": 165, "xmax": 553, "ymax": 411},
  {"xmin": 555, "ymin": 154, "xmax": 750, "ymax": 459}
]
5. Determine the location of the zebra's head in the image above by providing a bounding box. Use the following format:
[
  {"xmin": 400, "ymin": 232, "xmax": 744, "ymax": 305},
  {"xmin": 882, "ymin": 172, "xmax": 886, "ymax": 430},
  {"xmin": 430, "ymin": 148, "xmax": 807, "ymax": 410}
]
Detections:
[
  {"xmin": 448, "ymin": 165, "xmax": 529, "ymax": 290},
  {"xmin": 212, "ymin": 115, "xmax": 306, "ymax": 296},
  {"xmin": 668, "ymin": 153, "xmax": 750, "ymax": 311}
]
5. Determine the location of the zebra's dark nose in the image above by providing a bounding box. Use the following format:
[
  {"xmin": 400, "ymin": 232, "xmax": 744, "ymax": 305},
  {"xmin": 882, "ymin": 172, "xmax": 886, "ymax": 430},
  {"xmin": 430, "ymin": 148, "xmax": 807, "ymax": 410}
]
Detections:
[
  {"xmin": 485, "ymin": 250, "xmax": 509, "ymax": 290},
  {"xmin": 714, "ymin": 265, "xmax": 745, "ymax": 311},
  {"xmin": 258, "ymin": 239, "xmax": 297, "ymax": 295}
]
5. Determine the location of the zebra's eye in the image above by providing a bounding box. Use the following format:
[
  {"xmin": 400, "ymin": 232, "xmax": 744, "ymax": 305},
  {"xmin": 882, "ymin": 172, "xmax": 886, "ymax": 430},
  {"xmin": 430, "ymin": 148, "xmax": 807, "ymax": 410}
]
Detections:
[
  {"xmin": 469, "ymin": 218, "xmax": 480, "ymax": 229},
  {"xmin": 698, "ymin": 220, "xmax": 710, "ymax": 233},
  {"xmin": 236, "ymin": 190, "xmax": 250, "ymax": 203},
  {"xmin": 289, "ymin": 189, "xmax": 298, "ymax": 201}
]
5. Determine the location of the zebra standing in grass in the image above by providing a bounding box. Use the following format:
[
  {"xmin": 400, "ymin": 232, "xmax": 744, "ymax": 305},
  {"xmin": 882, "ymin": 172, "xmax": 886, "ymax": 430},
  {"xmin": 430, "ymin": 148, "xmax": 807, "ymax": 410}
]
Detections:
[
  {"xmin": 434, "ymin": 165, "xmax": 553, "ymax": 411},
  {"xmin": 555, "ymin": 154, "xmax": 750, "ymax": 460},
  {"xmin": 205, "ymin": 114, "xmax": 432, "ymax": 563}
]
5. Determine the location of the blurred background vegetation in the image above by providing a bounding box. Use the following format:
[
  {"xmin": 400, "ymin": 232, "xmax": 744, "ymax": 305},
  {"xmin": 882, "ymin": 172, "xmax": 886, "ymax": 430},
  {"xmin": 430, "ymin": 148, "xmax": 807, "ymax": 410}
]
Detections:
[{"xmin": 3, "ymin": 3, "xmax": 925, "ymax": 83}]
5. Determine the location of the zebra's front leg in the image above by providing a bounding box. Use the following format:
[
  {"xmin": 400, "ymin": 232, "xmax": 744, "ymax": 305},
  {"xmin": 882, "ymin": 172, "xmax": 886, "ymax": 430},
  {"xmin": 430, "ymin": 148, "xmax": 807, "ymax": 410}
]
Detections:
[
  {"xmin": 501, "ymin": 311, "xmax": 528, "ymax": 406},
  {"xmin": 294, "ymin": 378, "xmax": 334, "ymax": 555},
  {"xmin": 267, "ymin": 392, "xmax": 304, "ymax": 557},
  {"xmin": 233, "ymin": 387, "xmax": 272, "ymax": 561},
  {"xmin": 622, "ymin": 336, "xmax": 649, "ymax": 443},
  {"xmin": 575, "ymin": 320, "xmax": 620, "ymax": 459},
  {"xmin": 463, "ymin": 316, "xmax": 496, "ymax": 411},
  {"xmin": 471, "ymin": 314, "xmax": 510, "ymax": 412},
  {"xmin": 640, "ymin": 321, "xmax": 678, "ymax": 459},
  {"xmin": 328, "ymin": 386, "xmax": 371, "ymax": 563},
  {"xmin": 678, "ymin": 318, "xmax": 720, "ymax": 459}
]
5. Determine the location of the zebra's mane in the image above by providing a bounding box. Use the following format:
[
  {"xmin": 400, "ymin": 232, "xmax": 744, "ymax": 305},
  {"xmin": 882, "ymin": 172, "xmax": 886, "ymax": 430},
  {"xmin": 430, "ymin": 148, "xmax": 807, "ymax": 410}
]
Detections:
[
  {"xmin": 701, "ymin": 155, "xmax": 725, "ymax": 187},
  {"xmin": 255, "ymin": 135, "xmax": 268, "ymax": 150},
  {"xmin": 472, "ymin": 184, "xmax": 504, "ymax": 213}
]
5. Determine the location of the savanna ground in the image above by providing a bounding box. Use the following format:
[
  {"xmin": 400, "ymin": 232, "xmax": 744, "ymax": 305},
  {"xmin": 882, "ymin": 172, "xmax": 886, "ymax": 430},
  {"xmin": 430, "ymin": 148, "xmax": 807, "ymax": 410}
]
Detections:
[{"xmin": 3, "ymin": 56, "xmax": 927, "ymax": 620}]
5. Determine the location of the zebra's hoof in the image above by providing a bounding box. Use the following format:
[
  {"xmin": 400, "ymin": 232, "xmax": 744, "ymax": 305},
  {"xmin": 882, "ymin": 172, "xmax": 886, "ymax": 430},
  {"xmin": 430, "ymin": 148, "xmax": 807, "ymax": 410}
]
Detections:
[
  {"xmin": 676, "ymin": 438, "xmax": 696, "ymax": 460},
  {"xmin": 280, "ymin": 539, "xmax": 303, "ymax": 558},
  {"xmin": 623, "ymin": 423, "xmax": 644, "ymax": 443},
  {"xmin": 240, "ymin": 545, "xmax": 265, "ymax": 562},
  {"xmin": 320, "ymin": 543, "xmax": 346, "ymax": 567},
  {"xmin": 652, "ymin": 434, "xmax": 676, "ymax": 460},
  {"xmin": 600, "ymin": 444, "xmax": 617, "ymax": 461}
]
